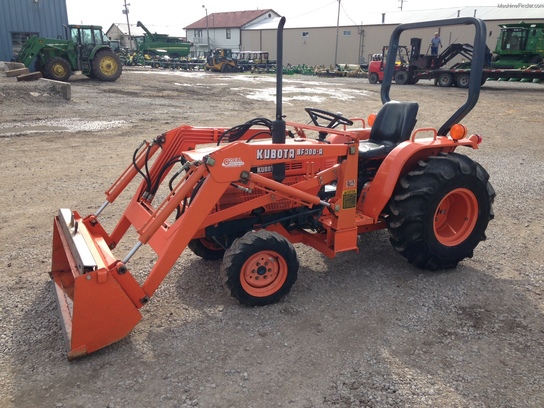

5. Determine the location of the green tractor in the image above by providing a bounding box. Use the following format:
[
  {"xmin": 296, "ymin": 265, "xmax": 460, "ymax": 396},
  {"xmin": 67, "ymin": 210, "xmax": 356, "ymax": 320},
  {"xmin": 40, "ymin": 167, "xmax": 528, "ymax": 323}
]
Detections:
[
  {"xmin": 491, "ymin": 21, "xmax": 544, "ymax": 69},
  {"xmin": 16, "ymin": 25, "xmax": 122, "ymax": 82}
]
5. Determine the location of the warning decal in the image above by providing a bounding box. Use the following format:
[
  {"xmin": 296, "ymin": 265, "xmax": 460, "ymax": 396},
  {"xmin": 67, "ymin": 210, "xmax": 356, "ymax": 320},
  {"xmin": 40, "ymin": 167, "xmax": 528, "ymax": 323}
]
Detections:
[{"xmin": 342, "ymin": 190, "xmax": 357, "ymax": 209}]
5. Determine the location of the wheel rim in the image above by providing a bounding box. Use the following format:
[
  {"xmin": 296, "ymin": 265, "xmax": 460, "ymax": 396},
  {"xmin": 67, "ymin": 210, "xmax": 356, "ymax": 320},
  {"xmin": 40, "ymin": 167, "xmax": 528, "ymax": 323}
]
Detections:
[
  {"xmin": 240, "ymin": 251, "xmax": 288, "ymax": 297},
  {"xmin": 53, "ymin": 63, "xmax": 67, "ymax": 78},
  {"xmin": 439, "ymin": 74, "xmax": 452, "ymax": 86},
  {"xmin": 434, "ymin": 188, "xmax": 479, "ymax": 246},
  {"xmin": 458, "ymin": 75, "xmax": 469, "ymax": 87},
  {"xmin": 99, "ymin": 56, "xmax": 118, "ymax": 76}
]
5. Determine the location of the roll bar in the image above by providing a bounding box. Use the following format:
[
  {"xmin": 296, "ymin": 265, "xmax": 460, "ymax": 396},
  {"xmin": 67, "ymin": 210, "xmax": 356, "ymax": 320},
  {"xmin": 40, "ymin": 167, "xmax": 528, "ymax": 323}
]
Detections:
[{"xmin": 381, "ymin": 17, "xmax": 487, "ymax": 136}]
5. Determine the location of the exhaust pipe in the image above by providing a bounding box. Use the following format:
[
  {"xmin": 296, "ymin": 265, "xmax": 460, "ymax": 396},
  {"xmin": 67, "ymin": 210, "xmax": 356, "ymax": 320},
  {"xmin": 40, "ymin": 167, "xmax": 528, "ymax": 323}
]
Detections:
[{"xmin": 272, "ymin": 17, "xmax": 286, "ymax": 183}]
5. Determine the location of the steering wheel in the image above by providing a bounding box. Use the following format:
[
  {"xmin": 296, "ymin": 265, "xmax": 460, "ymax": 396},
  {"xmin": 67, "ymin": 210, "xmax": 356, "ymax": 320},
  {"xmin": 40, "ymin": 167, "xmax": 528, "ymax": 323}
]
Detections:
[
  {"xmin": 304, "ymin": 108, "xmax": 354, "ymax": 141},
  {"xmin": 305, "ymin": 107, "xmax": 353, "ymax": 128}
]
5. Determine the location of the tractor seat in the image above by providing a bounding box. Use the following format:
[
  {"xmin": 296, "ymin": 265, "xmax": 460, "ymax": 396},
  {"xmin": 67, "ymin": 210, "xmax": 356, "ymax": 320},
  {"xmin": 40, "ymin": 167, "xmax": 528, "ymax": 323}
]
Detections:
[{"xmin": 359, "ymin": 101, "xmax": 419, "ymax": 159}]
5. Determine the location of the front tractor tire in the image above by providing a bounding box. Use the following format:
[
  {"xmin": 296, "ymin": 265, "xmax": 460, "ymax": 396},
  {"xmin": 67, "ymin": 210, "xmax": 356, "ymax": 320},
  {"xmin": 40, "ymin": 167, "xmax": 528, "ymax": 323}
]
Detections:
[
  {"xmin": 386, "ymin": 152, "xmax": 495, "ymax": 271},
  {"xmin": 91, "ymin": 49, "xmax": 122, "ymax": 81},
  {"xmin": 220, "ymin": 230, "xmax": 299, "ymax": 306},
  {"xmin": 43, "ymin": 57, "xmax": 72, "ymax": 82}
]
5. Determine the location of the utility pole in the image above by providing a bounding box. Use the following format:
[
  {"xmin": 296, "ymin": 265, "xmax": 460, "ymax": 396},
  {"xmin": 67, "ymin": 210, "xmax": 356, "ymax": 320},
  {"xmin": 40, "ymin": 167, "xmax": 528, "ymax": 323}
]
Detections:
[
  {"xmin": 122, "ymin": 0, "xmax": 133, "ymax": 51},
  {"xmin": 398, "ymin": 0, "xmax": 407, "ymax": 11},
  {"xmin": 202, "ymin": 5, "xmax": 210, "ymax": 51},
  {"xmin": 357, "ymin": 23, "xmax": 364, "ymax": 66},
  {"xmin": 334, "ymin": 0, "xmax": 341, "ymax": 68}
]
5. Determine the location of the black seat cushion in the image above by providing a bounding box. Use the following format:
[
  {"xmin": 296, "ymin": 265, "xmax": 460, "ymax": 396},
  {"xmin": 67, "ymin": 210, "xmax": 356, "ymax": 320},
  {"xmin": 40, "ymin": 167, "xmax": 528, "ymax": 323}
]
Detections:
[{"xmin": 359, "ymin": 101, "xmax": 419, "ymax": 159}]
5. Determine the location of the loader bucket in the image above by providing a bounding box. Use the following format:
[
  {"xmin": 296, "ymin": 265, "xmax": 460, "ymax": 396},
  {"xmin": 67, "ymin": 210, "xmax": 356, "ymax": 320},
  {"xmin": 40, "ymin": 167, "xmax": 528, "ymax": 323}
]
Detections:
[{"xmin": 51, "ymin": 209, "xmax": 142, "ymax": 360}]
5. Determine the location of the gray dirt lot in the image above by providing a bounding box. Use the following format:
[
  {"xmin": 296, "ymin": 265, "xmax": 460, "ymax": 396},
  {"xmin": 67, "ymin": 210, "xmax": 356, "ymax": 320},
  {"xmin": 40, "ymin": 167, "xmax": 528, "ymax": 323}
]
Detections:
[{"xmin": 1, "ymin": 68, "xmax": 543, "ymax": 408}]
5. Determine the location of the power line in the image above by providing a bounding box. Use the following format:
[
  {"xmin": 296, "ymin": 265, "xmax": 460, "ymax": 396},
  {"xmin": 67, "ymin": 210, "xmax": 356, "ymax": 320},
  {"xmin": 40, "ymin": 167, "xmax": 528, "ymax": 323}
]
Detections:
[{"xmin": 290, "ymin": 0, "xmax": 337, "ymax": 19}]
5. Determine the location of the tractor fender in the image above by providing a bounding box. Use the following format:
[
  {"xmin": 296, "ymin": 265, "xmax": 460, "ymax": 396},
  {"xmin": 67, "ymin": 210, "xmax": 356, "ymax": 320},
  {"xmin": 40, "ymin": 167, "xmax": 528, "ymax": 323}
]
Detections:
[
  {"xmin": 89, "ymin": 45, "xmax": 113, "ymax": 60},
  {"xmin": 361, "ymin": 137, "xmax": 479, "ymax": 221}
]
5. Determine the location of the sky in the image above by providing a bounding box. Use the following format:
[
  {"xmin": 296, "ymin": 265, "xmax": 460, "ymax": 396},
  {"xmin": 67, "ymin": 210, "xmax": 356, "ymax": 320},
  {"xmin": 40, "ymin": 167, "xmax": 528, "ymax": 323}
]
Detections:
[{"xmin": 66, "ymin": 0, "xmax": 504, "ymax": 36}]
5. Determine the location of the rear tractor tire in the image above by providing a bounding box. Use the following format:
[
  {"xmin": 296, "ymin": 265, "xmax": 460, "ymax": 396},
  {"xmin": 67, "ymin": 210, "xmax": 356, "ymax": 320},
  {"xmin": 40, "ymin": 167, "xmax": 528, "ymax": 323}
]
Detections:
[
  {"xmin": 386, "ymin": 152, "xmax": 495, "ymax": 271},
  {"xmin": 43, "ymin": 57, "xmax": 72, "ymax": 82},
  {"xmin": 91, "ymin": 49, "xmax": 122, "ymax": 81},
  {"xmin": 220, "ymin": 230, "xmax": 299, "ymax": 306}
]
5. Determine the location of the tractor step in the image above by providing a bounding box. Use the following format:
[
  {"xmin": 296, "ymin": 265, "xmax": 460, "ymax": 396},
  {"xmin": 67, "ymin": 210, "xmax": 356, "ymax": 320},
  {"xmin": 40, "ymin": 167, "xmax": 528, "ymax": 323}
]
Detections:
[{"xmin": 81, "ymin": 59, "xmax": 91, "ymax": 72}]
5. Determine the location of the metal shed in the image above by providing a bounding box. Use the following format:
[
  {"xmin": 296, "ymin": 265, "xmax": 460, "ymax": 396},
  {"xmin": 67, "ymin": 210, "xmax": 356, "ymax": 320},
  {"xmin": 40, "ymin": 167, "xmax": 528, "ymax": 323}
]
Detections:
[
  {"xmin": 0, "ymin": 0, "xmax": 68, "ymax": 62},
  {"xmin": 242, "ymin": 6, "xmax": 544, "ymax": 67}
]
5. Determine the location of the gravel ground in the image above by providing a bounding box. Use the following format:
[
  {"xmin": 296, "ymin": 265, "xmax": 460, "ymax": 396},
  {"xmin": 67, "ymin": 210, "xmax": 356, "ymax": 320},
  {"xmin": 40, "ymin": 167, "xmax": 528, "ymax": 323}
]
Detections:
[{"xmin": 1, "ymin": 67, "xmax": 543, "ymax": 408}]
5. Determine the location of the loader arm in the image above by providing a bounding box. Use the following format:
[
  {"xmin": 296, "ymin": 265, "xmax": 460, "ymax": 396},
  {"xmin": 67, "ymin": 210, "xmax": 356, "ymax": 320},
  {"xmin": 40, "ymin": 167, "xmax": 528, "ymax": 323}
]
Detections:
[
  {"xmin": 50, "ymin": 120, "xmax": 362, "ymax": 359},
  {"xmin": 16, "ymin": 38, "xmax": 67, "ymax": 70}
]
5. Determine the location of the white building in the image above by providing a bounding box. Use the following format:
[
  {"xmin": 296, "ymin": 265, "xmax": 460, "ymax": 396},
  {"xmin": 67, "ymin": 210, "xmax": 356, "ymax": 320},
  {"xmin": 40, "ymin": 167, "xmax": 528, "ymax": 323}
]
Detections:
[{"xmin": 184, "ymin": 9, "xmax": 281, "ymax": 57}]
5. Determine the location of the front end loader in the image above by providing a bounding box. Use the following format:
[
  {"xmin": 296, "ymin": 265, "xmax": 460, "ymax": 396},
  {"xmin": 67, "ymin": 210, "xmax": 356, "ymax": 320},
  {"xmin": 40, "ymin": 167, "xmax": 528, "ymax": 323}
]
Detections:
[{"xmin": 50, "ymin": 17, "xmax": 495, "ymax": 360}]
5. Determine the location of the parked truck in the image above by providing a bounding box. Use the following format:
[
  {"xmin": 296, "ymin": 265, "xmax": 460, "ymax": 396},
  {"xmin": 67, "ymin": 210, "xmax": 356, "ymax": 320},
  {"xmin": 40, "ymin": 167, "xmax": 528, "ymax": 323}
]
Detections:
[
  {"xmin": 16, "ymin": 25, "xmax": 122, "ymax": 82},
  {"xmin": 49, "ymin": 17, "xmax": 494, "ymax": 360},
  {"xmin": 369, "ymin": 21, "xmax": 544, "ymax": 87}
]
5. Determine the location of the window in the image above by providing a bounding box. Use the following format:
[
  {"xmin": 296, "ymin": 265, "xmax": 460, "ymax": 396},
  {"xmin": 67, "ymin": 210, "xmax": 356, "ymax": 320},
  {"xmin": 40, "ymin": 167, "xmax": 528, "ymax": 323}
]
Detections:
[
  {"xmin": 501, "ymin": 28, "xmax": 527, "ymax": 51},
  {"xmin": 11, "ymin": 32, "xmax": 39, "ymax": 55},
  {"xmin": 195, "ymin": 30, "xmax": 202, "ymax": 38},
  {"xmin": 80, "ymin": 28, "xmax": 93, "ymax": 45},
  {"xmin": 93, "ymin": 29, "xmax": 105, "ymax": 45},
  {"xmin": 70, "ymin": 27, "xmax": 80, "ymax": 44},
  {"xmin": 343, "ymin": 30, "xmax": 351, "ymax": 37},
  {"xmin": 302, "ymin": 31, "xmax": 309, "ymax": 38},
  {"xmin": 226, "ymin": 28, "xmax": 231, "ymax": 39}
]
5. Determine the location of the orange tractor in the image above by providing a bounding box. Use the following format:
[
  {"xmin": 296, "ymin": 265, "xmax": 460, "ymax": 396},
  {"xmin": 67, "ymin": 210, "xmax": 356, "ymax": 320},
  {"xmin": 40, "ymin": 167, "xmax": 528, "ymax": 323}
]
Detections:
[{"xmin": 51, "ymin": 17, "xmax": 495, "ymax": 360}]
